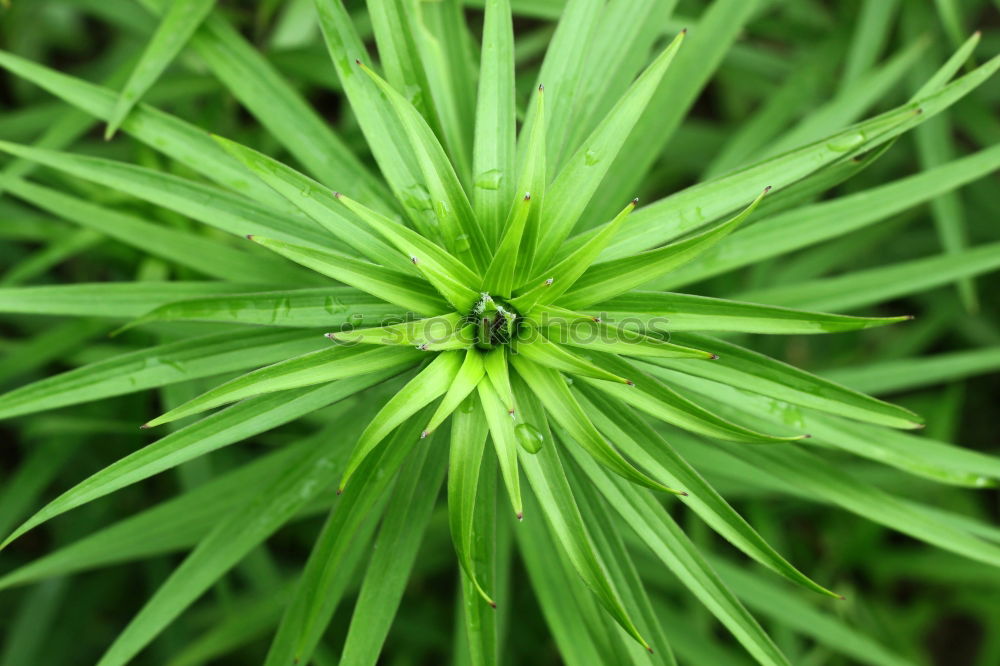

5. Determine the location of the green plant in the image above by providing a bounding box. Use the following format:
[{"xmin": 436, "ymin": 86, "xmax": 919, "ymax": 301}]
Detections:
[{"xmin": 0, "ymin": 1, "xmax": 998, "ymax": 664}]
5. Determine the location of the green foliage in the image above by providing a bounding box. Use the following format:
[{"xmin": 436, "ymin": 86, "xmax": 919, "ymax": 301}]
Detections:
[{"xmin": 0, "ymin": 1, "xmax": 998, "ymax": 664}]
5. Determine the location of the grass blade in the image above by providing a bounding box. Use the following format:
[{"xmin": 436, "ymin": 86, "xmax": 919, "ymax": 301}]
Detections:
[
  {"xmin": 144, "ymin": 344, "xmax": 421, "ymax": 428},
  {"xmin": 249, "ymin": 236, "xmax": 450, "ymax": 316},
  {"xmin": 104, "ymin": 0, "xmax": 216, "ymax": 139},
  {"xmin": 510, "ymin": 355, "xmax": 678, "ymax": 493}
]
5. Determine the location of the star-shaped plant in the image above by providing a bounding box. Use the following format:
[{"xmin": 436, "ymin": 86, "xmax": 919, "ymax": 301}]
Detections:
[{"xmin": 0, "ymin": 1, "xmax": 997, "ymax": 665}]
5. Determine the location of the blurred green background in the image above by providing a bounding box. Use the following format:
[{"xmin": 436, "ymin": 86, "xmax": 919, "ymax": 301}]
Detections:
[{"xmin": 0, "ymin": 0, "xmax": 998, "ymax": 664}]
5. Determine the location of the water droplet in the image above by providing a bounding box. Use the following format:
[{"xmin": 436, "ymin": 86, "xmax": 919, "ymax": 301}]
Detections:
[
  {"xmin": 475, "ymin": 169, "xmax": 503, "ymax": 190},
  {"xmin": 515, "ymin": 423, "xmax": 545, "ymax": 454},
  {"xmin": 825, "ymin": 132, "xmax": 865, "ymax": 152},
  {"xmin": 324, "ymin": 295, "xmax": 346, "ymax": 315},
  {"xmin": 402, "ymin": 184, "xmax": 433, "ymax": 212},
  {"xmin": 584, "ymin": 149, "xmax": 600, "ymax": 166},
  {"xmin": 453, "ymin": 234, "xmax": 471, "ymax": 252},
  {"xmin": 460, "ymin": 398, "xmax": 476, "ymax": 413}
]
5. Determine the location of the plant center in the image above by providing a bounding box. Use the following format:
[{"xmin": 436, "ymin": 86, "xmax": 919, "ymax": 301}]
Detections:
[{"xmin": 469, "ymin": 293, "xmax": 520, "ymax": 350}]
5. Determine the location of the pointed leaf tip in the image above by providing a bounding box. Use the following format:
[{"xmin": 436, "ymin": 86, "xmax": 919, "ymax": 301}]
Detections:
[
  {"xmin": 139, "ymin": 423, "xmax": 150, "ymax": 430},
  {"xmin": 245, "ymin": 234, "xmax": 254, "ymax": 240},
  {"xmin": 420, "ymin": 430, "xmax": 429, "ymax": 439},
  {"xmin": 516, "ymin": 512, "xmax": 524, "ymax": 521}
]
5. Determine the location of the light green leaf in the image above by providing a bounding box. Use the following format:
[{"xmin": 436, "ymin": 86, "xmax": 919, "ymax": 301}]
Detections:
[
  {"xmin": 0, "ymin": 282, "xmax": 263, "ymax": 319},
  {"xmin": 0, "ymin": 141, "xmax": 341, "ymax": 252},
  {"xmin": 561, "ymin": 187, "xmax": 768, "ymax": 308},
  {"xmin": 145, "ymin": 343, "xmax": 421, "ymax": 427},
  {"xmin": 483, "ymin": 347, "xmax": 515, "ymax": 415},
  {"xmin": 653, "ymin": 333, "xmax": 923, "ymax": 429},
  {"xmin": 515, "ymin": 333, "xmax": 632, "ymax": 385},
  {"xmin": 482, "ymin": 192, "xmax": 532, "ymax": 298},
  {"xmin": 339, "ymin": 351, "xmax": 463, "ymax": 489},
  {"xmin": 823, "ymin": 347, "xmax": 1000, "ymax": 395},
  {"xmin": 248, "ymin": 236, "xmax": 450, "ymax": 316},
  {"xmin": 339, "ymin": 432, "xmax": 448, "ymax": 665},
  {"xmin": 473, "ymin": 0, "xmax": 516, "ymax": 243},
  {"xmin": 335, "ymin": 191, "xmax": 482, "ymax": 311},
  {"xmin": 535, "ymin": 308, "xmax": 714, "ymax": 360},
  {"xmin": 585, "ymin": 352, "xmax": 807, "ymax": 443},
  {"xmin": 477, "ymin": 374, "xmax": 522, "ymax": 519},
  {"xmin": 564, "ymin": 443, "xmax": 791, "ymax": 666},
  {"xmin": 210, "ymin": 135, "xmax": 410, "ymax": 271},
  {"xmin": 738, "ymin": 241, "xmax": 1000, "ymax": 312},
  {"xmin": 0, "ymin": 377, "xmax": 392, "ymax": 551},
  {"xmin": 511, "ymin": 375, "xmax": 653, "ymax": 653},
  {"xmin": 424, "ymin": 349, "xmax": 487, "ymax": 436},
  {"xmin": 117, "ymin": 287, "xmax": 397, "ymax": 332},
  {"xmin": 510, "ymin": 355, "xmax": 678, "ymax": 494},
  {"xmin": 104, "ymin": 0, "xmax": 216, "ymax": 139},
  {"xmin": 263, "ymin": 411, "xmax": 432, "ymax": 666},
  {"xmin": 0, "ymin": 328, "xmax": 323, "ymax": 421},
  {"xmin": 448, "ymin": 396, "xmax": 495, "ymax": 605},
  {"xmin": 513, "ymin": 84, "xmax": 546, "ymax": 278},
  {"xmin": 659, "ymin": 143, "xmax": 1000, "ymax": 289},
  {"xmin": 583, "ymin": 53, "xmax": 1000, "ymax": 261},
  {"xmin": 138, "ymin": 0, "xmax": 390, "ymax": 203},
  {"xmin": 574, "ymin": 384, "xmax": 840, "ymax": 599},
  {"xmin": 358, "ymin": 61, "xmax": 490, "ymax": 270},
  {"xmin": 592, "ymin": 291, "xmax": 911, "ymax": 334},
  {"xmin": 517, "ymin": 197, "xmax": 637, "ymax": 310},
  {"xmin": 328, "ymin": 313, "xmax": 465, "ymax": 348},
  {"xmin": 94, "ymin": 423, "xmax": 353, "ymax": 666},
  {"xmin": 533, "ymin": 30, "xmax": 685, "ymax": 268},
  {"xmin": 1, "ymin": 176, "xmax": 306, "ymax": 285}
]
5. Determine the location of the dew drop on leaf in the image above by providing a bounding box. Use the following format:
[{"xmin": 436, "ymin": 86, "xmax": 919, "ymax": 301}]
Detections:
[
  {"xmin": 515, "ymin": 423, "xmax": 545, "ymax": 454},
  {"xmin": 584, "ymin": 149, "xmax": 600, "ymax": 166},
  {"xmin": 825, "ymin": 131, "xmax": 865, "ymax": 152},
  {"xmin": 475, "ymin": 169, "xmax": 504, "ymax": 190}
]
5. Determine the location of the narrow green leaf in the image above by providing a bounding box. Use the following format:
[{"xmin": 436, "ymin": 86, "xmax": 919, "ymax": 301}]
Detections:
[
  {"xmin": 339, "ymin": 433, "xmax": 448, "ymax": 665},
  {"xmin": 449, "ymin": 396, "xmax": 495, "ymax": 605},
  {"xmin": 659, "ymin": 143, "xmax": 1000, "ymax": 290},
  {"xmin": 533, "ymin": 30, "xmax": 685, "ymax": 268},
  {"xmin": 248, "ymin": 236, "xmax": 450, "ymax": 316},
  {"xmin": 104, "ymin": 0, "xmax": 216, "ymax": 139},
  {"xmin": 585, "ymin": 352, "xmax": 807, "ymax": 443},
  {"xmin": 482, "ymin": 192, "xmax": 532, "ymax": 298},
  {"xmin": 654, "ymin": 333, "xmax": 923, "ymax": 429},
  {"xmin": 0, "ymin": 329, "xmax": 323, "ymax": 422},
  {"xmin": 473, "ymin": 0, "xmax": 516, "ymax": 243},
  {"xmin": 515, "ymin": 333, "xmax": 632, "ymax": 385},
  {"xmin": 511, "ymin": 375, "xmax": 653, "ymax": 653},
  {"xmin": 823, "ymin": 347, "xmax": 1000, "ymax": 396},
  {"xmin": 513, "ymin": 85, "xmax": 546, "ymax": 278},
  {"xmin": 510, "ymin": 355, "xmax": 678, "ymax": 494},
  {"xmin": 94, "ymin": 424, "xmax": 355, "ymax": 666},
  {"xmin": 564, "ymin": 444, "xmax": 791, "ymax": 666},
  {"xmin": 117, "ymin": 287, "xmax": 396, "ymax": 332},
  {"xmin": 477, "ymin": 375, "xmax": 523, "ymax": 519},
  {"xmin": 459, "ymin": 452, "xmax": 501, "ymax": 666},
  {"xmin": 593, "ymin": 292, "xmax": 911, "ymax": 334},
  {"xmin": 424, "ymin": 349, "xmax": 487, "ymax": 436},
  {"xmin": 536, "ymin": 308, "xmax": 714, "ymax": 360},
  {"xmin": 328, "ymin": 313, "xmax": 465, "ymax": 347},
  {"xmin": 574, "ymin": 384, "xmax": 840, "ymax": 599},
  {"xmin": 0, "ymin": 141, "xmax": 342, "ymax": 252},
  {"xmin": 0, "ymin": 282, "xmax": 263, "ymax": 319},
  {"xmin": 561, "ymin": 187, "xmax": 768, "ymax": 309},
  {"xmin": 138, "ymin": 0, "xmax": 390, "ymax": 203},
  {"xmin": 358, "ymin": 61, "xmax": 491, "ymax": 270},
  {"xmin": 585, "ymin": 53, "xmax": 1000, "ymax": 261},
  {"xmin": 263, "ymin": 413, "xmax": 431, "ymax": 666},
  {"xmin": 517, "ymin": 197, "xmax": 637, "ymax": 310},
  {"xmin": 335, "ymin": 191, "xmax": 481, "ymax": 312},
  {"xmin": 0, "ymin": 49, "xmax": 305, "ymax": 212},
  {"xmin": 0, "ymin": 377, "xmax": 392, "ymax": 551},
  {"xmin": 584, "ymin": 0, "xmax": 760, "ymax": 230},
  {"xmin": 339, "ymin": 351, "xmax": 463, "ymax": 490},
  {"xmin": 144, "ymin": 343, "xmax": 421, "ymax": 428},
  {"xmin": 211, "ymin": 135, "xmax": 410, "ymax": 271},
  {"xmin": 1, "ymin": 176, "xmax": 306, "ymax": 285},
  {"xmin": 738, "ymin": 241, "xmax": 1000, "ymax": 313},
  {"xmin": 483, "ymin": 347, "xmax": 515, "ymax": 415}
]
